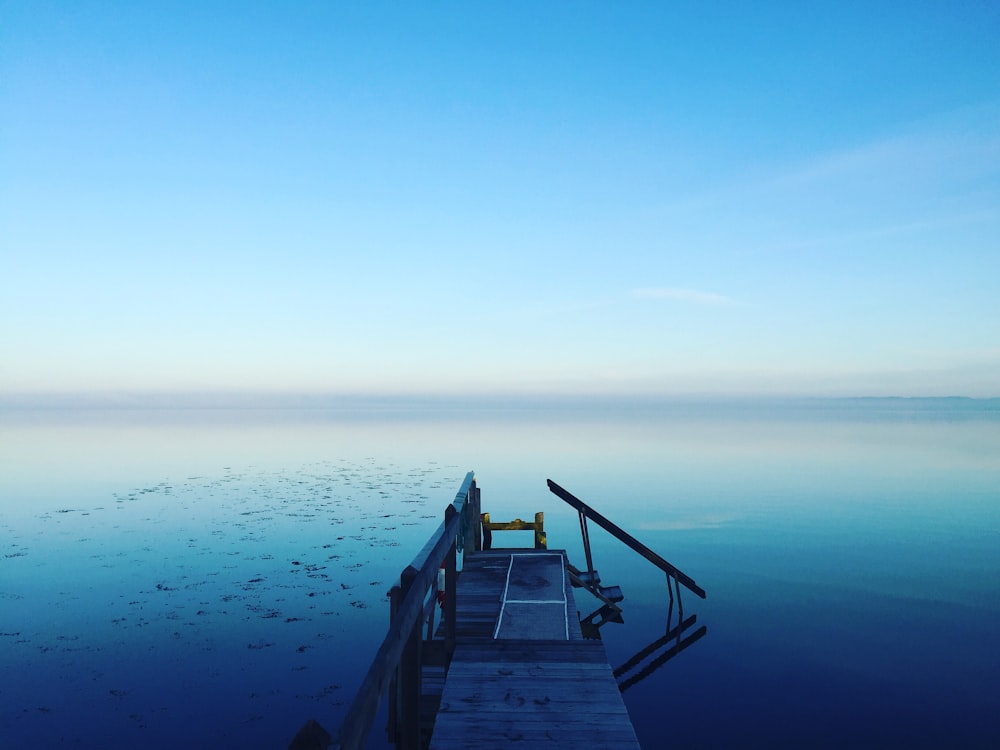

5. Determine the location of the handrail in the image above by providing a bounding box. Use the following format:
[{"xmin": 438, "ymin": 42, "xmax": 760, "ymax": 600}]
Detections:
[
  {"xmin": 409, "ymin": 471, "xmax": 477, "ymax": 574},
  {"xmin": 331, "ymin": 509, "xmax": 462, "ymax": 749},
  {"xmin": 547, "ymin": 479, "xmax": 706, "ymax": 599},
  {"xmin": 291, "ymin": 471, "xmax": 476, "ymax": 750}
]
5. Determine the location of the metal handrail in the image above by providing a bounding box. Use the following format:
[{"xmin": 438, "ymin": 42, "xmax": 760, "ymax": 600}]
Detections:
[{"xmin": 547, "ymin": 479, "xmax": 707, "ymax": 599}]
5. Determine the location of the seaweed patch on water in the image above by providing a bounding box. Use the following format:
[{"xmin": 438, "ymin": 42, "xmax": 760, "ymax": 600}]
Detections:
[{"xmin": 2, "ymin": 458, "xmax": 463, "ymax": 748}]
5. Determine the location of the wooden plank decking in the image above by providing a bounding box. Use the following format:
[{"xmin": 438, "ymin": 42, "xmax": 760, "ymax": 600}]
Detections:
[{"xmin": 429, "ymin": 549, "xmax": 641, "ymax": 749}]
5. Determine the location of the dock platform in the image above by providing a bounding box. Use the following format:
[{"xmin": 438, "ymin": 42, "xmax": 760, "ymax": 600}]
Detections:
[
  {"xmin": 290, "ymin": 473, "xmax": 705, "ymax": 750},
  {"xmin": 430, "ymin": 549, "xmax": 640, "ymax": 748}
]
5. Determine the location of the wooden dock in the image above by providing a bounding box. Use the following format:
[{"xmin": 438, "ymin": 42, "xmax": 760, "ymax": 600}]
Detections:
[
  {"xmin": 430, "ymin": 549, "xmax": 640, "ymax": 748},
  {"xmin": 289, "ymin": 472, "xmax": 705, "ymax": 750}
]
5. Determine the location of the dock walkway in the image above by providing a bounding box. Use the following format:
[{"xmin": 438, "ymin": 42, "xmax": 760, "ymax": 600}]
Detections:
[
  {"xmin": 429, "ymin": 549, "xmax": 640, "ymax": 749},
  {"xmin": 290, "ymin": 473, "xmax": 704, "ymax": 750}
]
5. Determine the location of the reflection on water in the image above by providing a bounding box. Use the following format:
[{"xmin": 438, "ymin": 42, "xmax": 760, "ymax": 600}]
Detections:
[
  {"xmin": 548, "ymin": 476, "xmax": 711, "ymax": 695},
  {"xmin": 615, "ymin": 614, "xmax": 707, "ymax": 693},
  {"xmin": 1, "ymin": 398, "xmax": 999, "ymax": 748}
]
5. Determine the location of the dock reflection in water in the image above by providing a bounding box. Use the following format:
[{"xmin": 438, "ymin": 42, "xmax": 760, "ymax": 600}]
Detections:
[{"xmin": 546, "ymin": 478, "xmax": 709, "ymax": 694}]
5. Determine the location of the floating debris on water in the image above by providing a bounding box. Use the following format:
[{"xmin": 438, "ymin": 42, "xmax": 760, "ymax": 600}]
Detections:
[{"xmin": 2, "ymin": 458, "xmax": 463, "ymax": 748}]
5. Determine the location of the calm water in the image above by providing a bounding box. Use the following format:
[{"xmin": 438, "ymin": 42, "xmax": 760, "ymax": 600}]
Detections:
[{"xmin": 1, "ymin": 398, "xmax": 998, "ymax": 748}]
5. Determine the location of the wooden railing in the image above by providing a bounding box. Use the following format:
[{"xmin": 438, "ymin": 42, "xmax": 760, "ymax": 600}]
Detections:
[{"xmin": 289, "ymin": 471, "xmax": 480, "ymax": 750}]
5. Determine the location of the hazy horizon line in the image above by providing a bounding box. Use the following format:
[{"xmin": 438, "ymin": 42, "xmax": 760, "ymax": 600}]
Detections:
[{"xmin": 2, "ymin": 390, "xmax": 997, "ymax": 411}]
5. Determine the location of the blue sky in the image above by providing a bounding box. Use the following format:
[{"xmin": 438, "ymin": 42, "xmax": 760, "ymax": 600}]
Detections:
[{"xmin": 2, "ymin": 2, "xmax": 998, "ymax": 397}]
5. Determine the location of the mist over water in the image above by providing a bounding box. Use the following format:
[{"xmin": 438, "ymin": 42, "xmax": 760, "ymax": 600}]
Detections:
[{"xmin": 2, "ymin": 398, "xmax": 998, "ymax": 748}]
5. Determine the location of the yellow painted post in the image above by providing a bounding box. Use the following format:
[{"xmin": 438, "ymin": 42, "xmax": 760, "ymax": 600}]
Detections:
[
  {"xmin": 534, "ymin": 512, "xmax": 546, "ymax": 549},
  {"xmin": 481, "ymin": 512, "xmax": 492, "ymax": 549}
]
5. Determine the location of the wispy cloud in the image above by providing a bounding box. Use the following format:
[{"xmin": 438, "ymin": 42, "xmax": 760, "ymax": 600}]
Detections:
[
  {"xmin": 631, "ymin": 287, "xmax": 735, "ymax": 305},
  {"xmin": 652, "ymin": 102, "xmax": 1000, "ymax": 240}
]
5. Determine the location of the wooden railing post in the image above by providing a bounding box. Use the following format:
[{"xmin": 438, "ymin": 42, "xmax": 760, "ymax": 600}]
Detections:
[
  {"xmin": 443, "ymin": 505, "xmax": 458, "ymax": 657},
  {"xmin": 397, "ymin": 565, "xmax": 421, "ymax": 750},
  {"xmin": 386, "ymin": 584, "xmax": 402, "ymax": 744},
  {"xmin": 471, "ymin": 481, "xmax": 482, "ymax": 553}
]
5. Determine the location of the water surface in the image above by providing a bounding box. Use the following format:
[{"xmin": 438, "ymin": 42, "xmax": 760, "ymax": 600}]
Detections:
[{"xmin": 1, "ymin": 398, "xmax": 998, "ymax": 747}]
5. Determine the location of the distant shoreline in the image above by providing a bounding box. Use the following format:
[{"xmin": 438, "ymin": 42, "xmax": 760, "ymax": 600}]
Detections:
[{"xmin": 2, "ymin": 392, "xmax": 998, "ymax": 417}]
